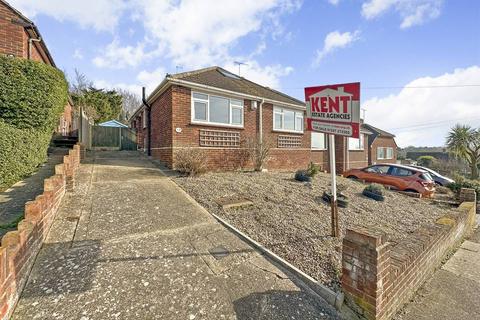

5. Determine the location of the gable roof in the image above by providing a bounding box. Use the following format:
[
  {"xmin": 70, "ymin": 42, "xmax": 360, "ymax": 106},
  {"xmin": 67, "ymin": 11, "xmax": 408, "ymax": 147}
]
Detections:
[
  {"xmin": 165, "ymin": 66, "xmax": 305, "ymax": 106},
  {"xmin": 0, "ymin": 0, "xmax": 56, "ymax": 67},
  {"xmin": 363, "ymin": 123, "xmax": 395, "ymax": 138}
]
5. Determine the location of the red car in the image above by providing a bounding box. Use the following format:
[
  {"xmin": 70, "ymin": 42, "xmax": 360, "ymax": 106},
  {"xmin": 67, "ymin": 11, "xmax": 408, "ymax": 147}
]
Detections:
[{"xmin": 343, "ymin": 164, "xmax": 436, "ymax": 197}]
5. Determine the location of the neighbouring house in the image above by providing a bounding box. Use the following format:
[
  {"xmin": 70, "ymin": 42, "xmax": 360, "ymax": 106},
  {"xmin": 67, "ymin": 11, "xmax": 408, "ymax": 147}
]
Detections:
[
  {"xmin": 362, "ymin": 123, "xmax": 398, "ymax": 165},
  {"xmin": 0, "ymin": 0, "xmax": 75, "ymax": 137},
  {"xmin": 129, "ymin": 66, "xmax": 395, "ymax": 172},
  {"xmin": 99, "ymin": 120, "xmax": 128, "ymax": 128}
]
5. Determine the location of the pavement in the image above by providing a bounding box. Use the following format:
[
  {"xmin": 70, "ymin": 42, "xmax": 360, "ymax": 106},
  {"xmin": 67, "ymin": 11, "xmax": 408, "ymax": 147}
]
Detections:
[
  {"xmin": 0, "ymin": 148, "xmax": 69, "ymax": 238},
  {"xmin": 395, "ymin": 215, "xmax": 480, "ymax": 320},
  {"xmin": 12, "ymin": 151, "xmax": 339, "ymax": 320}
]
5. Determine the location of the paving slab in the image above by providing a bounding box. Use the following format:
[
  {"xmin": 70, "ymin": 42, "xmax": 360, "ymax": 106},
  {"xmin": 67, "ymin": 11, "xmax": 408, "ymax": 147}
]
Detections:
[
  {"xmin": 395, "ymin": 226, "xmax": 480, "ymax": 320},
  {"xmin": 12, "ymin": 151, "xmax": 339, "ymax": 320}
]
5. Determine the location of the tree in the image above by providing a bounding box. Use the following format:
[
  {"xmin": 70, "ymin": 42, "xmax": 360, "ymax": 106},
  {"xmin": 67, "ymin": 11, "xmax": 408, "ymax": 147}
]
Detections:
[
  {"xmin": 116, "ymin": 88, "xmax": 141, "ymax": 122},
  {"xmin": 69, "ymin": 70, "xmax": 123, "ymax": 122},
  {"xmin": 446, "ymin": 124, "xmax": 480, "ymax": 179}
]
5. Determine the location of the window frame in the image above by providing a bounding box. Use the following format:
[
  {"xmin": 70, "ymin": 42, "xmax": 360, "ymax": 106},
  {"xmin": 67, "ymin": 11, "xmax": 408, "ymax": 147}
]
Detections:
[
  {"xmin": 191, "ymin": 91, "xmax": 244, "ymax": 128},
  {"xmin": 386, "ymin": 147, "xmax": 394, "ymax": 159},
  {"xmin": 311, "ymin": 132, "xmax": 327, "ymax": 150},
  {"xmin": 377, "ymin": 147, "xmax": 386, "ymax": 160},
  {"xmin": 348, "ymin": 134, "xmax": 364, "ymax": 151},
  {"xmin": 273, "ymin": 106, "xmax": 304, "ymax": 133}
]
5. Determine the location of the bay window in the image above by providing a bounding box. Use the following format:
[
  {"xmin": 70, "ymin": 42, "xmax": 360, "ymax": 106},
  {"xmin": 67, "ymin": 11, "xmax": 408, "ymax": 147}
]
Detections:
[
  {"xmin": 191, "ymin": 92, "xmax": 244, "ymax": 127},
  {"xmin": 273, "ymin": 106, "xmax": 303, "ymax": 133}
]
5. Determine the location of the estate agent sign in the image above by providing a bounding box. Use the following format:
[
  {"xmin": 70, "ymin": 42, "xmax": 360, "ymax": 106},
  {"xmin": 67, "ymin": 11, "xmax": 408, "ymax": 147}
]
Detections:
[
  {"xmin": 304, "ymin": 82, "xmax": 361, "ymax": 237},
  {"xmin": 305, "ymin": 82, "xmax": 360, "ymax": 138}
]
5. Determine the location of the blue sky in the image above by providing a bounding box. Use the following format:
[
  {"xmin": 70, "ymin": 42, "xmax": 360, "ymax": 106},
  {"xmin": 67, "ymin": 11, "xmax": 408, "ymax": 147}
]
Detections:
[{"xmin": 9, "ymin": 0, "xmax": 480, "ymax": 147}]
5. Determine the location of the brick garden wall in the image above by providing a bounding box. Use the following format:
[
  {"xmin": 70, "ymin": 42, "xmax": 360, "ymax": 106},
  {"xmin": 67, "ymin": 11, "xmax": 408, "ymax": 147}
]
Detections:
[
  {"xmin": 341, "ymin": 189, "xmax": 477, "ymax": 320},
  {"xmin": 0, "ymin": 144, "xmax": 81, "ymax": 320}
]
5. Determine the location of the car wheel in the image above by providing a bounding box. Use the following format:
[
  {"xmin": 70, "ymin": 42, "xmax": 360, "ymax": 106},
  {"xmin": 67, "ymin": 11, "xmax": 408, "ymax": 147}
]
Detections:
[
  {"xmin": 404, "ymin": 189, "xmax": 419, "ymax": 193},
  {"xmin": 347, "ymin": 175, "xmax": 358, "ymax": 180}
]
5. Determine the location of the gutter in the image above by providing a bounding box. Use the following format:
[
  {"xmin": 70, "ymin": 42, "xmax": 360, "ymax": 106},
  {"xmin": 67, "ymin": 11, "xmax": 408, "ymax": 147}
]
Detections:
[{"xmin": 142, "ymin": 87, "xmax": 152, "ymax": 157}]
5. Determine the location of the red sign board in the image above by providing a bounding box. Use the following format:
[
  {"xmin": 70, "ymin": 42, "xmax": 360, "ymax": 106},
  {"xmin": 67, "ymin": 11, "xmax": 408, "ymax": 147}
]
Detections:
[{"xmin": 304, "ymin": 82, "xmax": 360, "ymax": 138}]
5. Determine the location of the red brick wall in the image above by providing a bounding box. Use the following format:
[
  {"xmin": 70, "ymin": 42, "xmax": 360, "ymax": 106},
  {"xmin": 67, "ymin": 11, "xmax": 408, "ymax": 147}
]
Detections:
[
  {"xmin": 0, "ymin": 144, "xmax": 81, "ymax": 320},
  {"xmin": 151, "ymin": 86, "xmax": 173, "ymax": 164},
  {"xmin": 0, "ymin": 3, "xmax": 25, "ymax": 59},
  {"xmin": 341, "ymin": 191, "xmax": 477, "ymax": 320},
  {"xmin": 369, "ymin": 137, "xmax": 398, "ymax": 165}
]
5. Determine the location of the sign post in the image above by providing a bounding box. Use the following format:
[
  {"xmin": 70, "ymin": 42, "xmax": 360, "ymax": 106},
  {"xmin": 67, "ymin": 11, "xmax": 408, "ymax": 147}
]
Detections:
[{"xmin": 305, "ymin": 82, "xmax": 360, "ymax": 238}]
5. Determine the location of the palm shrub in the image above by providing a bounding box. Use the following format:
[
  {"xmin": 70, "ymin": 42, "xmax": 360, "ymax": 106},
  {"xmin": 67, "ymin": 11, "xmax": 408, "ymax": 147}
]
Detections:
[{"xmin": 446, "ymin": 124, "xmax": 480, "ymax": 179}]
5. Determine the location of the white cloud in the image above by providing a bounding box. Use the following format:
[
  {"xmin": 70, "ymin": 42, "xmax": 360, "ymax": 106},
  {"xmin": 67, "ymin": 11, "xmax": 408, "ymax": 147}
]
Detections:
[
  {"xmin": 130, "ymin": 0, "xmax": 300, "ymax": 68},
  {"xmin": 96, "ymin": 0, "xmax": 298, "ymax": 88},
  {"xmin": 223, "ymin": 61, "xmax": 294, "ymax": 89},
  {"xmin": 8, "ymin": 0, "xmax": 126, "ymax": 32},
  {"xmin": 364, "ymin": 66, "xmax": 480, "ymax": 147},
  {"xmin": 313, "ymin": 30, "xmax": 360, "ymax": 66},
  {"xmin": 73, "ymin": 49, "xmax": 83, "ymax": 60},
  {"xmin": 361, "ymin": 0, "xmax": 443, "ymax": 29},
  {"xmin": 137, "ymin": 67, "xmax": 167, "ymax": 94},
  {"xmin": 328, "ymin": 0, "xmax": 340, "ymax": 5},
  {"xmin": 93, "ymin": 39, "xmax": 156, "ymax": 69}
]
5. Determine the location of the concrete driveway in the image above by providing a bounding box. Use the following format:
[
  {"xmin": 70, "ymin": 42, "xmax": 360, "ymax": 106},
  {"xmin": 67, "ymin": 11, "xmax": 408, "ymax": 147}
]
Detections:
[{"xmin": 12, "ymin": 151, "xmax": 338, "ymax": 320}]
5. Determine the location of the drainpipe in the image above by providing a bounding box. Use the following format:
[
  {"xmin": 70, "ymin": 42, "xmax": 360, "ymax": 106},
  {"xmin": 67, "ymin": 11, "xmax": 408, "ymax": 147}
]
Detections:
[
  {"xmin": 28, "ymin": 36, "xmax": 42, "ymax": 60},
  {"xmin": 258, "ymin": 99, "xmax": 265, "ymax": 146},
  {"xmin": 142, "ymin": 87, "xmax": 152, "ymax": 157}
]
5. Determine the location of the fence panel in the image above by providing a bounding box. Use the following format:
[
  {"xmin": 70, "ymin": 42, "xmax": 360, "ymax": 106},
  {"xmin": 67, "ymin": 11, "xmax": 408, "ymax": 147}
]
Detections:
[
  {"xmin": 121, "ymin": 128, "xmax": 137, "ymax": 150},
  {"xmin": 92, "ymin": 126, "xmax": 121, "ymax": 148}
]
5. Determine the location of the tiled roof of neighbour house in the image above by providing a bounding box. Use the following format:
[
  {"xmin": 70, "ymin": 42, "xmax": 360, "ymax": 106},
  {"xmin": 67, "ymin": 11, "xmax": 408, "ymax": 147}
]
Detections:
[
  {"xmin": 1, "ymin": 0, "xmax": 56, "ymax": 67},
  {"xmin": 167, "ymin": 66, "xmax": 305, "ymax": 106},
  {"xmin": 363, "ymin": 123, "xmax": 396, "ymax": 138}
]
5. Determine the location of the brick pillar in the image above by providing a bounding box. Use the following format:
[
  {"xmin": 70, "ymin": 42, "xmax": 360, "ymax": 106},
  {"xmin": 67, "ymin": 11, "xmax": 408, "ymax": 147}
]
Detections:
[{"xmin": 342, "ymin": 228, "xmax": 391, "ymax": 320}]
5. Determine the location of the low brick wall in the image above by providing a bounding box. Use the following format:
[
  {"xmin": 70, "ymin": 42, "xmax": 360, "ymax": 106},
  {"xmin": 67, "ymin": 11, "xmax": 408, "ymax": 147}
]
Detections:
[
  {"xmin": 341, "ymin": 188, "xmax": 477, "ymax": 320},
  {"xmin": 0, "ymin": 144, "xmax": 81, "ymax": 320}
]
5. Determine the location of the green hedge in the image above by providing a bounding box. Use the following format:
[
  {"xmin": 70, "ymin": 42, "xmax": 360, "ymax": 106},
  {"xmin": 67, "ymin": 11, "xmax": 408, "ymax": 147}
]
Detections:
[
  {"xmin": 0, "ymin": 57, "xmax": 68, "ymax": 190},
  {"xmin": 0, "ymin": 121, "xmax": 51, "ymax": 190},
  {"xmin": 0, "ymin": 56, "xmax": 68, "ymax": 130}
]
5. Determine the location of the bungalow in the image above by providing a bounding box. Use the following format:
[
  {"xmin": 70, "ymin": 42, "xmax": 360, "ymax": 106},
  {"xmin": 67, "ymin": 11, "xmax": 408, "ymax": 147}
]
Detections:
[
  {"xmin": 362, "ymin": 123, "xmax": 398, "ymax": 165},
  {"xmin": 130, "ymin": 66, "xmax": 395, "ymax": 172},
  {"xmin": 0, "ymin": 0, "xmax": 74, "ymax": 137}
]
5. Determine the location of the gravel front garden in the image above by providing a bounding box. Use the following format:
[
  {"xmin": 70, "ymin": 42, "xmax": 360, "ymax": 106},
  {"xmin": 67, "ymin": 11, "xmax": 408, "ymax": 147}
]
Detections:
[{"xmin": 174, "ymin": 171, "xmax": 458, "ymax": 289}]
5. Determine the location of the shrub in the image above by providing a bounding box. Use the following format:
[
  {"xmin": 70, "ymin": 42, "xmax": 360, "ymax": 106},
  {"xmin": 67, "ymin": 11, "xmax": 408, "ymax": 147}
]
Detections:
[
  {"xmin": 364, "ymin": 183, "xmax": 385, "ymax": 196},
  {"xmin": 417, "ymin": 155, "xmax": 437, "ymax": 168},
  {"xmin": 306, "ymin": 162, "xmax": 321, "ymax": 177},
  {"xmin": 0, "ymin": 121, "xmax": 51, "ymax": 190},
  {"xmin": 174, "ymin": 148, "xmax": 207, "ymax": 176},
  {"xmin": 447, "ymin": 174, "xmax": 480, "ymax": 198},
  {"xmin": 0, "ymin": 56, "xmax": 68, "ymax": 130},
  {"xmin": 244, "ymin": 138, "xmax": 270, "ymax": 171},
  {"xmin": 294, "ymin": 170, "xmax": 311, "ymax": 182}
]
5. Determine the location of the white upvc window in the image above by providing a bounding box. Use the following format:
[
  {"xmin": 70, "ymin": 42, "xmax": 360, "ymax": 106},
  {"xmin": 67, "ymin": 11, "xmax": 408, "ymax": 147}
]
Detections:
[
  {"xmin": 386, "ymin": 147, "xmax": 394, "ymax": 159},
  {"xmin": 348, "ymin": 134, "xmax": 364, "ymax": 150},
  {"xmin": 311, "ymin": 132, "xmax": 327, "ymax": 150},
  {"xmin": 273, "ymin": 106, "xmax": 304, "ymax": 133},
  {"xmin": 377, "ymin": 147, "xmax": 394, "ymax": 160},
  {"xmin": 191, "ymin": 91, "xmax": 244, "ymax": 127},
  {"xmin": 377, "ymin": 147, "xmax": 385, "ymax": 159}
]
